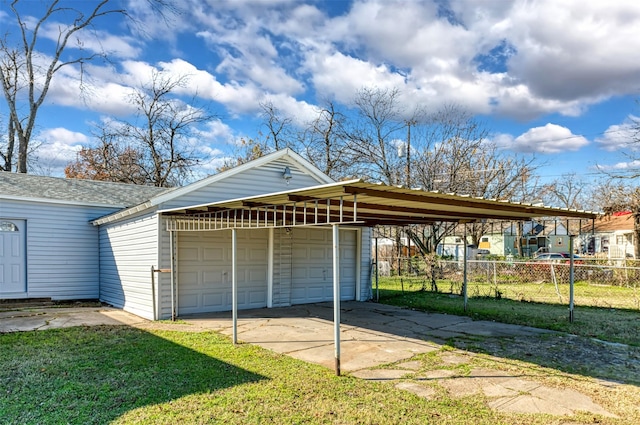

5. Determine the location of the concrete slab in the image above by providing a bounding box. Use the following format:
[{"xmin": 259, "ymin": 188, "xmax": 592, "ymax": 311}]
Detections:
[{"xmin": 0, "ymin": 307, "xmax": 147, "ymax": 332}]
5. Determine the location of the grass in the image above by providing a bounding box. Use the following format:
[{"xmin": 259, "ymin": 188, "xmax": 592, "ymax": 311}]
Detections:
[
  {"xmin": 375, "ymin": 276, "xmax": 640, "ymax": 346},
  {"xmin": 0, "ymin": 325, "xmax": 586, "ymax": 425},
  {"xmin": 1, "ymin": 322, "xmax": 638, "ymax": 423}
]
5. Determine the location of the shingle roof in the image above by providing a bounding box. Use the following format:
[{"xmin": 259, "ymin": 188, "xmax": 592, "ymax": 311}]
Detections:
[
  {"xmin": 583, "ymin": 212, "xmax": 634, "ymax": 232},
  {"xmin": 0, "ymin": 172, "xmax": 172, "ymax": 207}
]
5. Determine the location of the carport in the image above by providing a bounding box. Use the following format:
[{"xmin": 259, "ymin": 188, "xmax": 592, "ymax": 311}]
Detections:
[{"xmin": 160, "ymin": 178, "xmax": 598, "ymax": 375}]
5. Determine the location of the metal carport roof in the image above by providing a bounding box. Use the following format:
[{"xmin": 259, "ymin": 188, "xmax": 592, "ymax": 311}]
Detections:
[
  {"xmin": 159, "ymin": 179, "xmax": 598, "ymax": 230},
  {"xmin": 158, "ymin": 179, "xmax": 599, "ymax": 376}
]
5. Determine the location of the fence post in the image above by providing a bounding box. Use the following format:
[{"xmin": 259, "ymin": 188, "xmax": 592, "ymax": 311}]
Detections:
[
  {"xmin": 569, "ymin": 235, "xmax": 575, "ymax": 323},
  {"xmin": 375, "ymin": 237, "xmax": 379, "ymax": 302}
]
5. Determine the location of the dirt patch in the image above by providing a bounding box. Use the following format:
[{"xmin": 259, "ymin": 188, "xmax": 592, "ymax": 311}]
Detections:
[{"xmin": 451, "ymin": 332, "xmax": 640, "ymax": 386}]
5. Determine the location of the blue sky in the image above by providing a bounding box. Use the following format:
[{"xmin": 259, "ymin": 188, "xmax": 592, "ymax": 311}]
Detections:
[{"xmin": 2, "ymin": 0, "xmax": 640, "ymax": 182}]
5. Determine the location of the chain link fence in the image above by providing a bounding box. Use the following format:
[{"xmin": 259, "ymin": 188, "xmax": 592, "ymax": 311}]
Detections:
[{"xmin": 373, "ymin": 257, "xmax": 640, "ymax": 311}]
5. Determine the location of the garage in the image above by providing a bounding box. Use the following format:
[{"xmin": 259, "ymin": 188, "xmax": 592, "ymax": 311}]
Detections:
[{"xmin": 177, "ymin": 229, "xmax": 269, "ymax": 315}]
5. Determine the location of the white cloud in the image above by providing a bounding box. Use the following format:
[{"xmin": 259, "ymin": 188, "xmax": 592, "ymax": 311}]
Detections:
[
  {"xmin": 496, "ymin": 123, "xmax": 589, "ymax": 154},
  {"xmin": 595, "ymin": 116, "xmax": 640, "ymax": 152},
  {"xmin": 30, "ymin": 128, "xmax": 89, "ymax": 175}
]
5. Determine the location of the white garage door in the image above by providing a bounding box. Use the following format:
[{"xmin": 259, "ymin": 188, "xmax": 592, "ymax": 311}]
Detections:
[
  {"xmin": 177, "ymin": 229, "xmax": 269, "ymax": 315},
  {"xmin": 290, "ymin": 228, "xmax": 357, "ymax": 304}
]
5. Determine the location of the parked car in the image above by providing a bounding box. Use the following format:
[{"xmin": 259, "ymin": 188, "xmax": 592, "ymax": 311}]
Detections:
[{"xmin": 533, "ymin": 252, "xmax": 583, "ymax": 263}]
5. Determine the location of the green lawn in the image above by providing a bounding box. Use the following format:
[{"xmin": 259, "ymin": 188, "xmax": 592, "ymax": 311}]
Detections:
[
  {"xmin": 3, "ymin": 325, "xmax": 629, "ymax": 425},
  {"xmin": 375, "ymin": 276, "xmax": 640, "ymax": 346}
]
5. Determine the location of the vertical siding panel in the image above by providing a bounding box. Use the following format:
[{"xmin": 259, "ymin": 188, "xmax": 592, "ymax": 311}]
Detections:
[
  {"xmin": 359, "ymin": 227, "xmax": 372, "ymax": 301},
  {"xmin": 99, "ymin": 212, "xmax": 158, "ymax": 319}
]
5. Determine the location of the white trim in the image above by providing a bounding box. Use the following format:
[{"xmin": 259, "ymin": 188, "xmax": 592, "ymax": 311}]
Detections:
[{"xmin": 91, "ymin": 202, "xmax": 156, "ymax": 226}]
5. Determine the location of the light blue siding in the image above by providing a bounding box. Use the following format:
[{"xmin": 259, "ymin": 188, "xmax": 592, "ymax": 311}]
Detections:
[
  {"xmin": 99, "ymin": 212, "xmax": 159, "ymax": 319},
  {"xmin": 160, "ymin": 159, "xmax": 323, "ymax": 210},
  {"xmin": 0, "ymin": 199, "xmax": 117, "ymax": 300}
]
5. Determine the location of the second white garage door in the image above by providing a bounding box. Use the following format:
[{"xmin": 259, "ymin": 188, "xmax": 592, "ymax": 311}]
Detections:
[
  {"xmin": 290, "ymin": 228, "xmax": 357, "ymax": 304},
  {"xmin": 177, "ymin": 229, "xmax": 269, "ymax": 315}
]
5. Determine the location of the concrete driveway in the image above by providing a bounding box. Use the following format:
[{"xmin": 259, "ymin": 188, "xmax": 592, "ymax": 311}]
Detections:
[
  {"xmin": 0, "ymin": 301, "xmax": 618, "ymax": 418},
  {"xmin": 179, "ymin": 301, "xmax": 552, "ymax": 373}
]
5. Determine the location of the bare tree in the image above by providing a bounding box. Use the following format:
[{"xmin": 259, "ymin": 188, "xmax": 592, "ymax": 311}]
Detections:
[
  {"xmin": 0, "ymin": 0, "xmax": 132, "ymax": 172},
  {"xmin": 0, "ymin": 0, "xmax": 172, "ymax": 173},
  {"xmin": 300, "ymin": 100, "xmax": 352, "ymax": 179},
  {"xmin": 216, "ymin": 137, "xmax": 268, "ymax": 172},
  {"xmin": 66, "ymin": 73, "xmax": 214, "ymax": 187},
  {"xmin": 259, "ymin": 100, "xmax": 294, "ymax": 151},
  {"xmin": 408, "ymin": 106, "xmax": 540, "ymax": 249},
  {"xmin": 65, "ymin": 126, "xmax": 146, "ymax": 184},
  {"xmin": 347, "ymin": 87, "xmax": 405, "ymax": 185}
]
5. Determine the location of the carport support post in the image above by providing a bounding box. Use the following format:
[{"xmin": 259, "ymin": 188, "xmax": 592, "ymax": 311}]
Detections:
[
  {"xmin": 332, "ymin": 224, "xmax": 341, "ymax": 376},
  {"xmin": 232, "ymin": 228, "xmax": 238, "ymax": 344},
  {"xmin": 569, "ymin": 235, "xmax": 575, "ymax": 323},
  {"xmin": 170, "ymin": 230, "xmax": 176, "ymax": 321},
  {"xmin": 463, "ymin": 225, "xmax": 468, "ymax": 312}
]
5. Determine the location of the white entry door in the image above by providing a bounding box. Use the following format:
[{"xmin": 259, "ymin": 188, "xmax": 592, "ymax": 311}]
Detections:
[{"xmin": 0, "ymin": 219, "xmax": 27, "ymax": 295}]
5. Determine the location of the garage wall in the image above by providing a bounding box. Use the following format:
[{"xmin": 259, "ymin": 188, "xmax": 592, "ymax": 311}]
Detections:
[{"xmin": 99, "ymin": 211, "xmax": 159, "ymax": 319}]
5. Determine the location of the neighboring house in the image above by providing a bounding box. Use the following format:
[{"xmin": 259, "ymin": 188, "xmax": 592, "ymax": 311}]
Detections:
[
  {"xmin": 581, "ymin": 212, "xmax": 635, "ymax": 258},
  {"xmin": 441, "ymin": 220, "xmax": 570, "ymax": 258},
  {"xmin": 0, "ymin": 149, "xmax": 371, "ymax": 320}
]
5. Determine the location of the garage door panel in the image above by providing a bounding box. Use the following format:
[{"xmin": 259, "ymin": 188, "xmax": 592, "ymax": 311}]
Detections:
[
  {"xmin": 309, "ymin": 247, "xmax": 326, "ymax": 259},
  {"xmin": 203, "ymin": 247, "xmax": 224, "ymax": 261},
  {"xmin": 181, "ymin": 246, "xmax": 200, "ymax": 261},
  {"xmin": 248, "ymin": 269, "xmax": 267, "ymax": 281},
  {"xmin": 292, "ymin": 248, "xmax": 309, "ymax": 260},
  {"xmin": 308, "ymin": 267, "xmax": 326, "ymax": 279},
  {"xmin": 178, "ymin": 271, "xmax": 199, "ymax": 285},
  {"xmin": 308, "ymin": 229, "xmax": 327, "ymax": 241},
  {"xmin": 202, "ymin": 270, "xmax": 224, "ymax": 283},
  {"xmin": 250, "ymin": 248, "xmax": 267, "ymax": 261},
  {"xmin": 248, "ymin": 289, "xmax": 266, "ymax": 304},
  {"xmin": 202, "ymin": 292, "xmax": 225, "ymax": 309},
  {"xmin": 179, "ymin": 293, "xmax": 199, "ymax": 309}
]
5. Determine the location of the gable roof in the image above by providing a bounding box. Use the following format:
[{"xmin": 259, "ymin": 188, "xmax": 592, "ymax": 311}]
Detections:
[
  {"xmin": 92, "ymin": 148, "xmax": 334, "ymax": 225},
  {"xmin": 149, "ymin": 148, "xmax": 333, "ymax": 206},
  {"xmin": 504, "ymin": 220, "xmax": 568, "ymax": 236},
  {"xmin": 0, "ymin": 172, "xmax": 171, "ymax": 208},
  {"xmin": 583, "ymin": 212, "xmax": 634, "ymax": 233}
]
